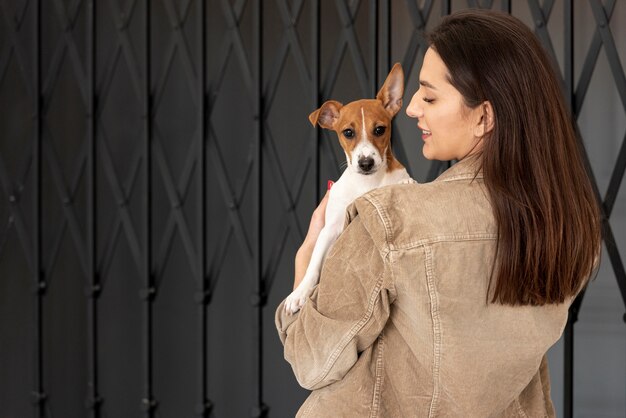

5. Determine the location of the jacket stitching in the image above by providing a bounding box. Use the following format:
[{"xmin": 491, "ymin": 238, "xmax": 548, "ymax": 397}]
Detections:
[
  {"xmin": 395, "ymin": 233, "xmax": 497, "ymax": 250},
  {"xmin": 515, "ymin": 399, "xmax": 529, "ymax": 418},
  {"xmin": 299, "ymin": 393, "xmax": 317, "ymax": 418},
  {"xmin": 438, "ymin": 173, "xmax": 483, "ymax": 182},
  {"xmin": 370, "ymin": 330, "xmax": 385, "ymax": 418},
  {"xmin": 386, "ymin": 250, "xmax": 398, "ymax": 306},
  {"xmin": 424, "ymin": 245, "xmax": 442, "ymax": 418},
  {"xmin": 362, "ymin": 194, "xmax": 394, "ymax": 244},
  {"xmin": 308, "ymin": 273, "xmax": 385, "ymax": 388}
]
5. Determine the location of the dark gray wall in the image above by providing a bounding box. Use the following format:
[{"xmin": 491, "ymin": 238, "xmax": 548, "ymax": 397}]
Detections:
[{"xmin": 0, "ymin": 0, "xmax": 624, "ymax": 417}]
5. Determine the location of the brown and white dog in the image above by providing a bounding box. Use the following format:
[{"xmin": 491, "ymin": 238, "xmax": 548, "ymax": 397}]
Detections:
[{"xmin": 284, "ymin": 63, "xmax": 415, "ymax": 315}]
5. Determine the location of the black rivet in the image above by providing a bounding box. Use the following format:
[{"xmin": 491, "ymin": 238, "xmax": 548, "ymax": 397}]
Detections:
[
  {"xmin": 140, "ymin": 398, "xmax": 158, "ymax": 412},
  {"xmin": 195, "ymin": 400, "xmax": 213, "ymax": 415},
  {"xmin": 536, "ymin": 20, "xmax": 544, "ymax": 28},
  {"xmin": 85, "ymin": 284, "xmax": 102, "ymax": 298},
  {"xmin": 8, "ymin": 194, "xmax": 17, "ymax": 204},
  {"xmin": 85, "ymin": 396, "xmax": 103, "ymax": 409},
  {"xmin": 36, "ymin": 281, "xmax": 47, "ymax": 295},
  {"xmin": 229, "ymin": 201, "xmax": 238, "ymax": 210},
  {"xmin": 250, "ymin": 404, "xmax": 269, "ymax": 418},
  {"xmin": 172, "ymin": 199, "xmax": 182, "ymax": 209},
  {"xmin": 118, "ymin": 198, "xmax": 127, "ymax": 208},
  {"xmin": 31, "ymin": 391, "xmax": 47, "ymax": 405},
  {"xmin": 250, "ymin": 292, "xmax": 267, "ymax": 307},
  {"xmin": 194, "ymin": 290, "xmax": 212, "ymax": 305},
  {"xmin": 140, "ymin": 287, "xmax": 157, "ymax": 301},
  {"xmin": 63, "ymin": 197, "xmax": 72, "ymax": 206}
]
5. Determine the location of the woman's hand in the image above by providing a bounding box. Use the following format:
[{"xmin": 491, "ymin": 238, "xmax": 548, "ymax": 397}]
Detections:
[{"xmin": 293, "ymin": 189, "xmax": 330, "ymax": 290}]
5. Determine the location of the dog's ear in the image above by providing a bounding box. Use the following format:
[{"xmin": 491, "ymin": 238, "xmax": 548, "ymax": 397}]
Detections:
[
  {"xmin": 376, "ymin": 63, "xmax": 404, "ymax": 117},
  {"xmin": 308, "ymin": 100, "xmax": 343, "ymax": 129}
]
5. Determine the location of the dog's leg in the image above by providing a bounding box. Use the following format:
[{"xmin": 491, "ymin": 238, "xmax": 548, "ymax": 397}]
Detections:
[{"xmin": 284, "ymin": 223, "xmax": 341, "ymax": 315}]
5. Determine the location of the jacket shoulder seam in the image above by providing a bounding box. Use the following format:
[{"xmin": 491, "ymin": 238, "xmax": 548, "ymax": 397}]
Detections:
[
  {"xmin": 361, "ymin": 194, "xmax": 393, "ymax": 244},
  {"xmin": 438, "ymin": 174, "xmax": 483, "ymax": 182},
  {"xmin": 393, "ymin": 233, "xmax": 498, "ymax": 251}
]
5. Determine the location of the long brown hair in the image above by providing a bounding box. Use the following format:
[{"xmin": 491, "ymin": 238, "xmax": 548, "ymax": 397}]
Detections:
[{"xmin": 427, "ymin": 10, "xmax": 601, "ymax": 305}]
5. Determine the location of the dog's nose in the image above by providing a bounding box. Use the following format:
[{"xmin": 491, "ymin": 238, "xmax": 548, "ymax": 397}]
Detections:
[{"xmin": 358, "ymin": 157, "xmax": 375, "ymax": 172}]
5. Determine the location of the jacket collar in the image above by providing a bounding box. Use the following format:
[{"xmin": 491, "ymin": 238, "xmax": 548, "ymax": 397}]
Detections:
[{"xmin": 434, "ymin": 154, "xmax": 483, "ymax": 182}]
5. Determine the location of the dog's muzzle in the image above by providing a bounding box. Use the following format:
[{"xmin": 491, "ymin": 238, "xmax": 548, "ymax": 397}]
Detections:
[{"xmin": 358, "ymin": 157, "xmax": 375, "ymax": 174}]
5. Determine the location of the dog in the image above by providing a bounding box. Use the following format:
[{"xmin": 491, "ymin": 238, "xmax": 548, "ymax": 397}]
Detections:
[{"xmin": 284, "ymin": 63, "xmax": 414, "ymax": 315}]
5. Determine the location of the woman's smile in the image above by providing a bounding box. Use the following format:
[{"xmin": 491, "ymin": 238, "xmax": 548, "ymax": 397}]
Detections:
[{"xmin": 406, "ymin": 47, "xmax": 487, "ymax": 161}]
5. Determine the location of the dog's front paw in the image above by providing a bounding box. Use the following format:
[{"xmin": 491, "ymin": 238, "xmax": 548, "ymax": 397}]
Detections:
[
  {"xmin": 400, "ymin": 177, "xmax": 418, "ymax": 184},
  {"xmin": 284, "ymin": 285, "xmax": 314, "ymax": 315}
]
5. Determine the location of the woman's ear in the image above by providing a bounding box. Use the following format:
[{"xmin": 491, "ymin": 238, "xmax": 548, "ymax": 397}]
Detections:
[{"xmin": 474, "ymin": 101, "xmax": 494, "ymax": 137}]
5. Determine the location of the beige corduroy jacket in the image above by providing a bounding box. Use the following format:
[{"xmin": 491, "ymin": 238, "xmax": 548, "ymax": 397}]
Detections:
[{"xmin": 276, "ymin": 157, "xmax": 572, "ymax": 417}]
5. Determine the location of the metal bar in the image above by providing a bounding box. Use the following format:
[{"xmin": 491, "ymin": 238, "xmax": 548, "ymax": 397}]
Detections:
[
  {"xmin": 564, "ymin": 0, "xmax": 573, "ymax": 110},
  {"xmin": 603, "ymin": 222, "xmax": 626, "ymax": 307},
  {"xmin": 87, "ymin": 0, "xmax": 100, "ymax": 416},
  {"xmin": 442, "ymin": 0, "xmax": 451, "ymax": 16},
  {"xmin": 563, "ymin": 310, "xmax": 575, "ymax": 418},
  {"xmin": 528, "ymin": 0, "xmax": 559, "ymax": 76},
  {"xmin": 566, "ymin": 109, "xmax": 604, "ymax": 418},
  {"xmin": 142, "ymin": 0, "xmax": 155, "ymax": 416},
  {"xmin": 369, "ymin": 0, "xmax": 377, "ymax": 97},
  {"xmin": 563, "ymin": 2, "xmax": 574, "ymax": 417},
  {"xmin": 252, "ymin": 1, "xmax": 267, "ymax": 417},
  {"xmin": 604, "ymin": 131, "xmax": 626, "ymax": 217},
  {"xmin": 501, "ymin": 0, "xmax": 511, "ymax": 13},
  {"xmin": 336, "ymin": 1, "xmax": 369, "ymax": 96},
  {"xmin": 34, "ymin": 0, "xmax": 45, "ymax": 416},
  {"xmin": 313, "ymin": 0, "xmax": 320, "ymax": 200},
  {"xmin": 197, "ymin": 0, "xmax": 210, "ymax": 416},
  {"xmin": 574, "ymin": 0, "xmax": 616, "ymax": 116},
  {"xmin": 589, "ymin": 0, "xmax": 626, "ymax": 112},
  {"xmin": 381, "ymin": 0, "xmax": 390, "ymax": 79}
]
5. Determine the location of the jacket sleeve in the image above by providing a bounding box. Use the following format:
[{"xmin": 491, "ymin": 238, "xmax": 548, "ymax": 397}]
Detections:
[{"xmin": 275, "ymin": 199, "xmax": 396, "ymax": 390}]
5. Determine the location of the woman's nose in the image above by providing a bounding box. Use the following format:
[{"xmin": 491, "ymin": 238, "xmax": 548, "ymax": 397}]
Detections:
[{"xmin": 406, "ymin": 93, "xmax": 422, "ymax": 119}]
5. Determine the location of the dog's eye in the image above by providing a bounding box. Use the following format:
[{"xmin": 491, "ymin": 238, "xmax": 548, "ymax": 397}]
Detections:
[
  {"xmin": 373, "ymin": 126, "xmax": 386, "ymax": 136},
  {"xmin": 342, "ymin": 129, "xmax": 355, "ymax": 139}
]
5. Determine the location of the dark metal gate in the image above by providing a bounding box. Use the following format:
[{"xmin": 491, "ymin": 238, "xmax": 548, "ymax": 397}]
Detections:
[{"xmin": 0, "ymin": 1, "xmax": 624, "ymax": 417}]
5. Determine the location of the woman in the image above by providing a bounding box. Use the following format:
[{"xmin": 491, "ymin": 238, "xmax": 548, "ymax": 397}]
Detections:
[{"xmin": 275, "ymin": 9, "xmax": 601, "ymax": 417}]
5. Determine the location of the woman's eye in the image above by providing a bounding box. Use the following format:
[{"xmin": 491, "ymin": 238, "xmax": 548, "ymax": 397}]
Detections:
[
  {"xmin": 423, "ymin": 98, "xmax": 434, "ymax": 104},
  {"xmin": 343, "ymin": 129, "xmax": 355, "ymax": 139},
  {"xmin": 373, "ymin": 126, "xmax": 386, "ymax": 136}
]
